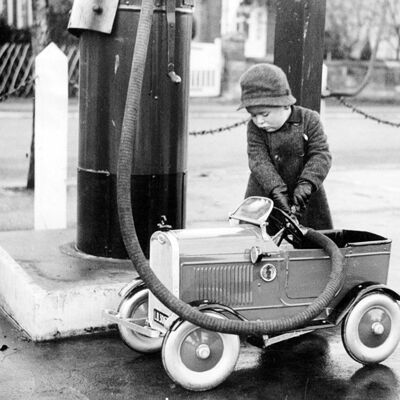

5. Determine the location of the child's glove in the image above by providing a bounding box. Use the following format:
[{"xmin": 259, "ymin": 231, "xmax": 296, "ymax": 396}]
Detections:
[
  {"xmin": 270, "ymin": 185, "xmax": 291, "ymax": 214},
  {"xmin": 293, "ymin": 181, "xmax": 313, "ymax": 211}
]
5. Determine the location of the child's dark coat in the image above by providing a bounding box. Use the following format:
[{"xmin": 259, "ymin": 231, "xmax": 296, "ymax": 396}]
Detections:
[{"xmin": 245, "ymin": 105, "xmax": 333, "ymax": 229}]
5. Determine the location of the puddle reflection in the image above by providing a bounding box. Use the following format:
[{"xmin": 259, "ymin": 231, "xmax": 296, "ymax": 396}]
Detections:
[
  {"xmin": 345, "ymin": 365, "xmax": 399, "ymax": 400},
  {"xmin": 230, "ymin": 333, "xmax": 400, "ymax": 399}
]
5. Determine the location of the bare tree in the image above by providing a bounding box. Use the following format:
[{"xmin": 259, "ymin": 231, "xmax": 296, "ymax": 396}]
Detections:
[
  {"xmin": 31, "ymin": 0, "xmax": 51, "ymax": 56},
  {"xmin": 323, "ymin": 0, "xmax": 400, "ymax": 98},
  {"xmin": 27, "ymin": 0, "xmax": 51, "ymax": 189},
  {"xmin": 386, "ymin": 0, "xmax": 400, "ymax": 60},
  {"xmin": 325, "ymin": 0, "xmax": 379, "ymax": 59},
  {"xmin": 325, "ymin": 0, "xmax": 400, "ymax": 61},
  {"xmin": 326, "ymin": 0, "xmax": 388, "ymax": 97}
]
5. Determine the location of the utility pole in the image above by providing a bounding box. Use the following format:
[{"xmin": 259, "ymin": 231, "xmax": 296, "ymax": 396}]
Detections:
[{"xmin": 274, "ymin": 0, "xmax": 326, "ymax": 113}]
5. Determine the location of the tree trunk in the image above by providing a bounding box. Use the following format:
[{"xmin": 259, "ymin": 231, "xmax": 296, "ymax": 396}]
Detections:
[
  {"xmin": 27, "ymin": 0, "xmax": 51, "ymax": 189},
  {"xmin": 31, "ymin": 0, "xmax": 51, "ymax": 56}
]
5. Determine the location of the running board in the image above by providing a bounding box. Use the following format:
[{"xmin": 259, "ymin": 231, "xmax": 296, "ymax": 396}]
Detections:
[{"xmin": 103, "ymin": 310, "xmax": 162, "ymax": 338}]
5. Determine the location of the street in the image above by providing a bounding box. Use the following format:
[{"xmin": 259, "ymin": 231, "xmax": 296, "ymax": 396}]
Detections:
[
  {"xmin": 1, "ymin": 311, "xmax": 400, "ymax": 399},
  {"xmin": 0, "ymin": 98, "xmax": 400, "ymax": 399}
]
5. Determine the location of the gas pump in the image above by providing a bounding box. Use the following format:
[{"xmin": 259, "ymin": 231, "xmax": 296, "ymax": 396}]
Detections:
[{"xmin": 68, "ymin": 0, "xmax": 194, "ymax": 258}]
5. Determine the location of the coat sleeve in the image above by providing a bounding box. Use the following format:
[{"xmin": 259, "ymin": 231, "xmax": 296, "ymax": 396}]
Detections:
[
  {"xmin": 247, "ymin": 121, "xmax": 286, "ymax": 194},
  {"xmin": 299, "ymin": 110, "xmax": 332, "ymax": 190}
]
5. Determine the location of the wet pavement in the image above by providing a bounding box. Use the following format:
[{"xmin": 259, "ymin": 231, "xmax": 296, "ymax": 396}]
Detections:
[
  {"xmin": 1, "ymin": 98, "xmax": 400, "ymax": 398},
  {"xmin": 2, "ymin": 310, "xmax": 400, "ymax": 399}
]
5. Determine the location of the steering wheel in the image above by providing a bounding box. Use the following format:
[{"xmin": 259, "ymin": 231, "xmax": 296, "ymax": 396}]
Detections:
[{"xmin": 268, "ymin": 207, "xmax": 304, "ymax": 247}]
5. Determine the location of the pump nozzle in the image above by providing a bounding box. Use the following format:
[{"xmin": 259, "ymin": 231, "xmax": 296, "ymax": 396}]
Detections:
[
  {"xmin": 166, "ymin": 0, "xmax": 181, "ymax": 84},
  {"xmin": 168, "ymin": 63, "xmax": 182, "ymax": 84}
]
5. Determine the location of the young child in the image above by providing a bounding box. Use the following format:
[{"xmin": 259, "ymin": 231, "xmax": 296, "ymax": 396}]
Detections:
[{"xmin": 239, "ymin": 63, "xmax": 333, "ymax": 229}]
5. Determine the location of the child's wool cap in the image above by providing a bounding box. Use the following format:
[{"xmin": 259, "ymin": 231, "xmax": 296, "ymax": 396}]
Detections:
[{"xmin": 238, "ymin": 63, "xmax": 296, "ymax": 109}]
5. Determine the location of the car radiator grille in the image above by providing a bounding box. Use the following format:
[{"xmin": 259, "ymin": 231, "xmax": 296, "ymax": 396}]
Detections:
[{"xmin": 192, "ymin": 263, "xmax": 253, "ymax": 306}]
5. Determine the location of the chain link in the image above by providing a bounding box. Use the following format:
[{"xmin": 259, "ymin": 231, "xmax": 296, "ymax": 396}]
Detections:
[
  {"xmin": 4, "ymin": 80, "xmax": 398, "ymax": 132},
  {"xmin": 336, "ymin": 97, "xmax": 400, "ymax": 128},
  {"xmin": 189, "ymin": 117, "xmax": 249, "ymax": 136},
  {"xmin": 188, "ymin": 96, "xmax": 400, "ymax": 136},
  {"xmin": 0, "ymin": 75, "xmax": 248, "ymax": 136}
]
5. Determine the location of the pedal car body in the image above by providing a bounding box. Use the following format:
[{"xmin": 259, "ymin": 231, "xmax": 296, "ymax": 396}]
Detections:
[{"xmin": 105, "ymin": 197, "xmax": 400, "ymax": 391}]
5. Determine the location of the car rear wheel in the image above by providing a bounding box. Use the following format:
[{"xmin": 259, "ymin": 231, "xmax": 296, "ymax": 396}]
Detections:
[
  {"xmin": 342, "ymin": 293, "xmax": 400, "ymax": 364},
  {"xmin": 118, "ymin": 287, "xmax": 163, "ymax": 353},
  {"xmin": 162, "ymin": 312, "xmax": 240, "ymax": 391}
]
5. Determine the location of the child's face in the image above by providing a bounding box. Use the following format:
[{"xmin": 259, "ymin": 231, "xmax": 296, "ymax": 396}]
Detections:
[{"xmin": 246, "ymin": 105, "xmax": 291, "ymax": 132}]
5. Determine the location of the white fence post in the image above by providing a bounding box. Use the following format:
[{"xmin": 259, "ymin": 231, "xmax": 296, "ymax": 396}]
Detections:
[
  {"xmin": 34, "ymin": 42, "xmax": 68, "ymax": 230},
  {"xmin": 320, "ymin": 63, "xmax": 328, "ymax": 123}
]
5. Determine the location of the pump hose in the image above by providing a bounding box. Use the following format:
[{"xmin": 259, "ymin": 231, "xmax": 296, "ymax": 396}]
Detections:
[{"xmin": 117, "ymin": 0, "xmax": 345, "ymax": 335}]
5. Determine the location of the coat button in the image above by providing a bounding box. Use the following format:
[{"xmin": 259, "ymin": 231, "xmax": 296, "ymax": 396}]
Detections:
[{"xmin": 274, "ymin": 154, "xmax": 280, "ymax": 160}]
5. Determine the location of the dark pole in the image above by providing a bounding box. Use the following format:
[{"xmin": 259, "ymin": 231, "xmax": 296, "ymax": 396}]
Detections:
[{"xmin": 273, "ymin": 0, "xmax": 326, "ymax": 113}]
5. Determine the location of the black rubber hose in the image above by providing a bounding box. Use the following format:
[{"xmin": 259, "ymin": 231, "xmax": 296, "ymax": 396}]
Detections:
[{"xmin": 117, "ymin": 0, "xmax": 346, "ymax": 335}]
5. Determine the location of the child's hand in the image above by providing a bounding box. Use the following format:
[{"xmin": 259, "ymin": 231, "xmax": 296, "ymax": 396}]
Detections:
[
  {"xmin": 270, "ymin": 185, "xmax": 291, "ymax": 214},
  {"xmin": 293, "ymin": 181, "xmax": 313, "ymax": 211}
]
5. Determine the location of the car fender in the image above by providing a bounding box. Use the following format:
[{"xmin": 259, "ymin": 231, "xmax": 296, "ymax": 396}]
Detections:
[
  {"xmin": 118, "ymin": 278, "xmax": 145, "ymax": 299},
  {"xmin": 168, "ymin": 301, "xmax": 245, "ymax": 332},
  {"xmin": 331, "ymin": 282, "xmax": 400, "ymax": 325}
]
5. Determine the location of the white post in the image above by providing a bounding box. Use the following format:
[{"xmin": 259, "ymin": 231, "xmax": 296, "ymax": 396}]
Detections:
[
  {"xmin": 34, "ymin": 42, "xmax": 68, "ymax": 230},
  {"xmin": 320, "ymin": 63, "xmax": 328, "ymax": 123}
]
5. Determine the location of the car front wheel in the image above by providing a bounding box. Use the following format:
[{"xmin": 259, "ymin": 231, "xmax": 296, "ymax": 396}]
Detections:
[{"xmin": 162, "ymin": 312, "xmax": 240, "ymax": 391}]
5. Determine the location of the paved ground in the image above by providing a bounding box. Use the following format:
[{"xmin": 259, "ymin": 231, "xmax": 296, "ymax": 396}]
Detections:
[
  {"xmin": 0, "ymin": 97, "xmax": 400, "ymax": 398},
  {"xmin": 1, "ymin": 313, "xmax": 400, "ymax": 400}
]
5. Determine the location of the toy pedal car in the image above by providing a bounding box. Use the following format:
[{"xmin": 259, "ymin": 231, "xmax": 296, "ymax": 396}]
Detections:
[{"xmin": 104, "ymin": 197, "xmax": 400, "ymax": 391}]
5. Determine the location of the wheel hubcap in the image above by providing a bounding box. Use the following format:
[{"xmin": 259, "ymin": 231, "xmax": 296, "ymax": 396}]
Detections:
[
  {"xmin": 371, "ymin": 321, "xmax": 385, "ymax": 335},
  {"xmin": 196, "ymin": 344, "xmax": 211, "ymax": 359},
  {"xmin": 358, "ymin": 307, "xmax": 391, "ymax": 347},
  {"xmin": 180, "ymin": 328, "xmax": 224, "ymax": 372}
]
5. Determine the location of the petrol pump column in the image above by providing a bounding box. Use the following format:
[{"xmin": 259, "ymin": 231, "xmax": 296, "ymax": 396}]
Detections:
[{"xmin": 68, "ymin": 0, "xmax": 194, "ymax": 258}]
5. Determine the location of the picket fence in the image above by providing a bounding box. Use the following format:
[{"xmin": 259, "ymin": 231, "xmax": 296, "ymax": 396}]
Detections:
[{"xmin": 0, "ymin": 42, "xmax": 79, "ymax": 97}]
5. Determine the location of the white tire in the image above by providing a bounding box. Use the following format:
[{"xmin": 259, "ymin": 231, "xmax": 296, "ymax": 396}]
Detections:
[
  {"xmin": 162, "ymin": 312, "xmax": 240, "ymax": 391},
  {"xmin": 118, "ymin": 288, "xmax": 163, "ymax": 354},
  {"xmin": 342, "ymin": 293, "xmax": 400, "ymax": 364}
]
